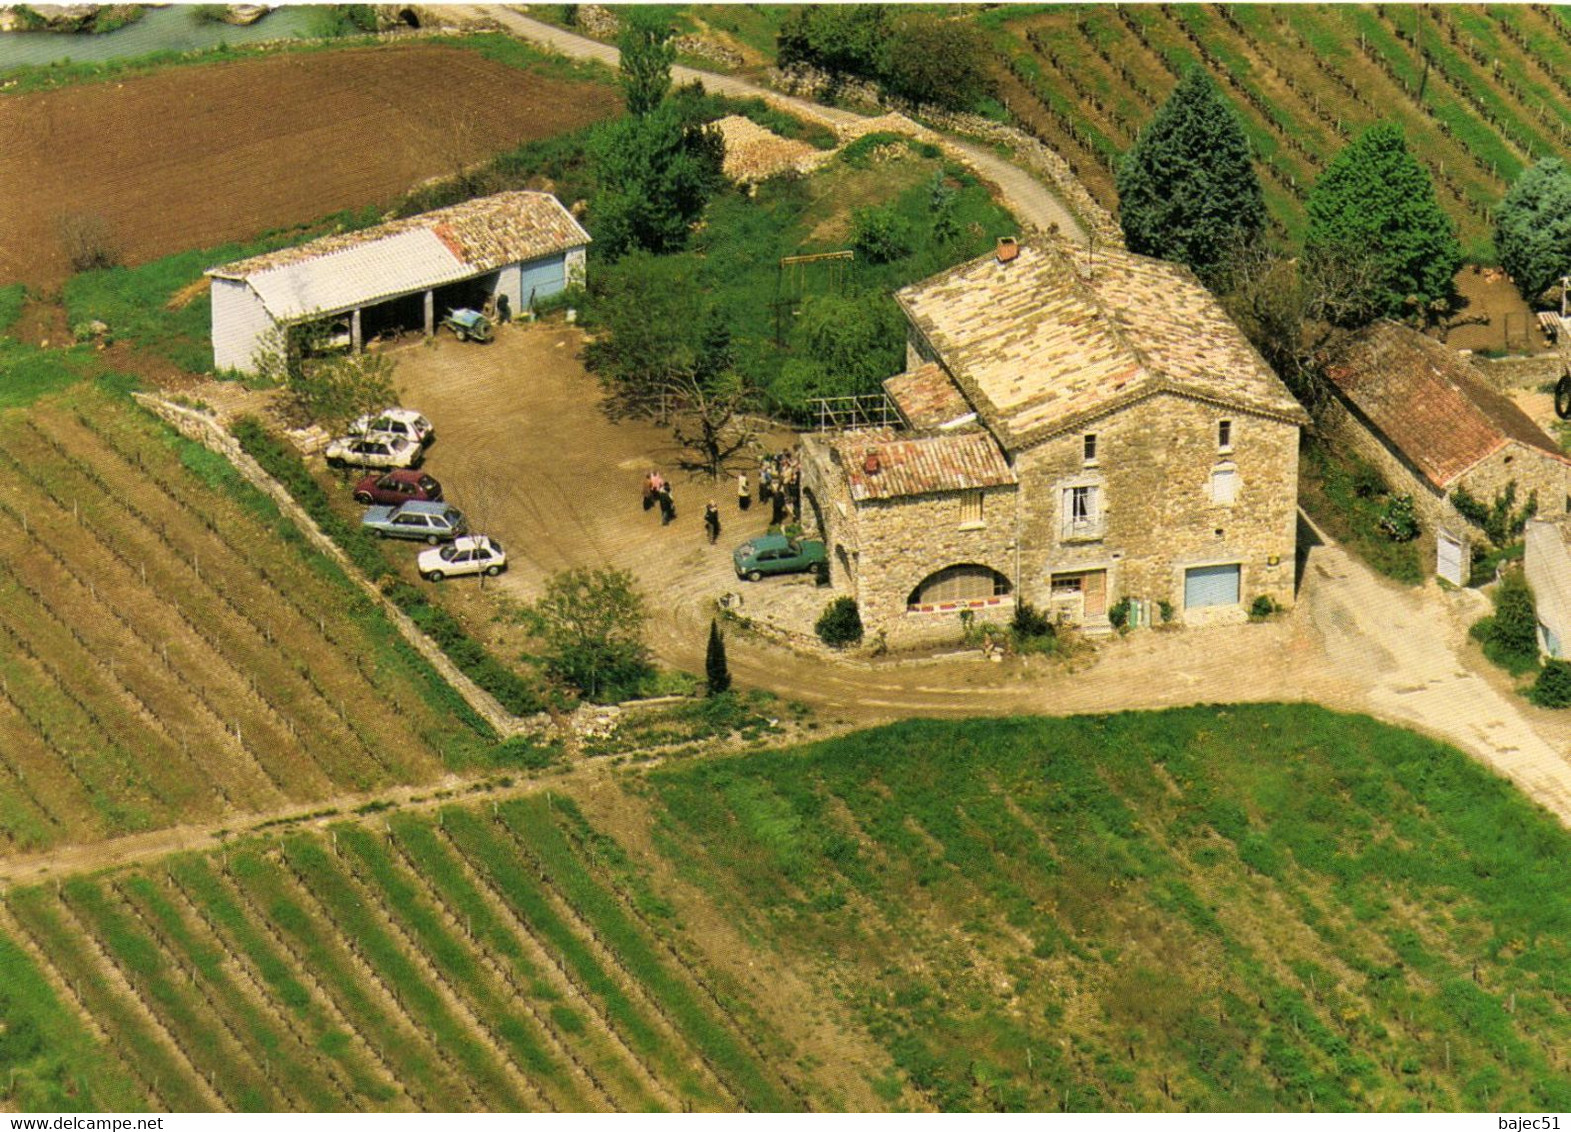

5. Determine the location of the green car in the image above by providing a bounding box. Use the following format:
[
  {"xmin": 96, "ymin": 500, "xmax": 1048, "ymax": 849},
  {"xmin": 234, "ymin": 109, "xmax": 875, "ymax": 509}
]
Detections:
[{"xmin": 732, "ymin": 533, "xmax": 826, "ymax": 581}]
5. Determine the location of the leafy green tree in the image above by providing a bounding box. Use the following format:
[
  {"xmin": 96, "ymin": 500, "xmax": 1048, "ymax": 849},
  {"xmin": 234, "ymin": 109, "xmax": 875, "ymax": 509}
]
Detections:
[
  {"xmin": 584, "ymin": 253, "xmax": 755, "ymax": 474},
  {"xmin": 1531, "ymin": 659, "xmax": 1571, "ymax": 707},
  {"xmin": 1115, "ymin": 68, "xmax": 1266, "ymax": 280},
  {"xmin": 851, "ymin": 204, "xmax": 912, "ymax": 264},
  {"xmin": 705, "ymin": 619, "xmax": 731, "ymax": 696},
  {"xmin": 618, "ymin": 7, "xmax": 676, "ymax": 117},
  {"xmin": 1496, "ymin": 158, "xmax": 1571, "ymax": 303},
  {"xmin": 590, "ymin": 101, "xmax": 725, "ymax": 258},
  {"xmin": 774, "ymin": 292, "xmax": 905, "ymax": 410},
  {"xmin": 250, "ymin": 325, "xmax": 396, "ymax": 430},
  {"xmin": 878, "ymin": 13, "xmax": 994, "ymax": 112},
  {"xmin": 776, "ymin": 5, "xmax": 887, "ymax": 79},
  {"xmin": 815, "ymin": 596, "xmax": 863, "ymax": 648},
  {"xmin": 531, "ymin": 567, "xmax": 651, "ymax": 701},
  {"xmin": 1484, "ymin": 568, "xmax": 1540, "ymax": 675},
  {"xmin": 1305, "ymin": 122, "xmax": 1462, "ymax": 325}
]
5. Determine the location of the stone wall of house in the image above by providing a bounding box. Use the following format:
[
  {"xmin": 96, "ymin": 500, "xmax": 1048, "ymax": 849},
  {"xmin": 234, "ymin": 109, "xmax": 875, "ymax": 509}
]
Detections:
[
  {"xmin": 1470, "ymin": 352, "xmax": 1564, "ymax": 392},
  {"xmin": 1014, "ymin": 393, "xmax": 1300, "ymax": 625},
  {"xmin": 800, "ymin": 435, "xmax": 1018, "ymax": 649},
  {"xmin": 1454, "ymin": 442, "xmax": 1569, "ymax": 527}
]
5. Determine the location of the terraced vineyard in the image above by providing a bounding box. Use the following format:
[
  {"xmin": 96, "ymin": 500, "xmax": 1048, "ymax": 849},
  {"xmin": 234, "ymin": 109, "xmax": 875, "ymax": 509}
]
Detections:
[
  {"xmin": 0, "ymin": 387, "xmax": 494, "ymax": 853},
  {"xmin": 1, "ymin": 795, "xmax": 810, "ymax": 1111},
  {"xmin": 990, "ymin": 4, "xmax": 1571, "ymax": 257}
]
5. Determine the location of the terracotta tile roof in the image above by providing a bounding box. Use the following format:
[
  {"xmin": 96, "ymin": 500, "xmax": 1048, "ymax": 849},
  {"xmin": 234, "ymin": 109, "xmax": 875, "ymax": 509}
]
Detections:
[
  {"xmin": 829, "ymin": 429, "xmax": 1016, "ymax": 502},
  {"xmin": 1323, "ymin": 321, "xmax": 1569, "ymax": 489},
  {"xmin": 895, "ymin": 243, "xmax": 1308, "ymax": 450},
  {"xmin": 208, "ymin": 191, "xmax": 590, "ymax": 282},
  {"xmin": 883, "ymin": 363, "xmax": 974, "ymax": 430}
]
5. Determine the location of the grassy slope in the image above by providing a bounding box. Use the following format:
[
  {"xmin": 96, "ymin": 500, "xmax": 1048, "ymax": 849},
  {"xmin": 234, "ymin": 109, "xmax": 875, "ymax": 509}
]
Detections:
[{"xmin": 646, "ymin": 706, "xmax": 1571, "ymax": 1112}]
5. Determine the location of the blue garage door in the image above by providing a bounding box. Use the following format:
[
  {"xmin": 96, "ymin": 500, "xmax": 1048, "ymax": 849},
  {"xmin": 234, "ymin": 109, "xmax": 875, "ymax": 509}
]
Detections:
[
  {"xmin": 1184, "ymin": 563, "xmax": 1241, "ymax": 609},
  {"xmin": 519, "ymin": 254, "xmax": 567, "ymax": 308}
]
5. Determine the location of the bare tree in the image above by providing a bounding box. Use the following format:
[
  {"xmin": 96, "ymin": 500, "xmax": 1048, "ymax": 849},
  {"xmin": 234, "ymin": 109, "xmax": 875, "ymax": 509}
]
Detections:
[{"xmin": 57, "ymin": 212, "xmax": 121, "ymax": 272}]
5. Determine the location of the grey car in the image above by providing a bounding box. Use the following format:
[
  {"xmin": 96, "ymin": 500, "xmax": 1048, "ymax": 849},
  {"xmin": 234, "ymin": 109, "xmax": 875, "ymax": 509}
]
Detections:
[{"xmin": 360, "ymin": 500, "xmax": 468, "ymax": 544}]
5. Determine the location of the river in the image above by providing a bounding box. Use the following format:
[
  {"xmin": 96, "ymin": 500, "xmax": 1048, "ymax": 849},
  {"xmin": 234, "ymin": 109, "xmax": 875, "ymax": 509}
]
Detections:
[{"xmin": 0, "ymin": 5, "xmax": 320, "ymax": 74}]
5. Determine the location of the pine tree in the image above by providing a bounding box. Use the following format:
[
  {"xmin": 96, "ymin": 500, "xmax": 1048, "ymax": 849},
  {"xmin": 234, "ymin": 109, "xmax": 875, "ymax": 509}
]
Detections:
[
  {"xmin": 1305, "ymin": 122, "xmax": 1461, "ymax": 325},
  {"xmin": 618, "ymin": 8, "xmax": 675, "ymax": 117},
  {"xmin": 1115, "ymin": 68, "xmax": 1266, "ymax": 280},
  {"xmin": 705, "ymin": 619, "xmax": 731, "ymax": 697},
  {"xmin": 1496, "ymin": 158, "xmax": 1571, "ymax": 304}
]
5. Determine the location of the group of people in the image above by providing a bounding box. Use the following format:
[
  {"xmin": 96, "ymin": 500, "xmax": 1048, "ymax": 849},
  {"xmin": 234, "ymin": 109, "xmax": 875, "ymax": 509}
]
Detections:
[
  {"xmin": 641, "ymin": 447, "xmax": 805, "ymax": 546},
  {"xmin": 756, "ymin": 449, "xmax": 803, "ymax": 527}
]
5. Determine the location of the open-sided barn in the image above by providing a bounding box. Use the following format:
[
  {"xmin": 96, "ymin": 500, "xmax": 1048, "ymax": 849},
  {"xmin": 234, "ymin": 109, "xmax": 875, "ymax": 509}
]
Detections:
[{"xmin": 206, "ymin": 190, "xmax": 589, "ymax": 374}]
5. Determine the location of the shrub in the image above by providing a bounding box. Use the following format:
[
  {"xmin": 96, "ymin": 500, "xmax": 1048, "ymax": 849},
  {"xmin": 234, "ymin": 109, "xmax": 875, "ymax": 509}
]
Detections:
[
  {"xmin": 1249, "ymin": 595, "xmax": 1277, "ymax": 620},
  {"xmin": 1378, "ymin": 494, "xmax": 1419, "ymax": 542},
  {"xmin": 57, "ymin": 213, "xmax": 121, "ymax": 272},
  {"xmin": 1011, "ymin": 599, "xmax": 1052, "ymax": 640},
  {"xmin": 1480, "ymin": 569, "xmax": 1540, "ymax": 677},
  {"xmin": 1452, "ymin": 482, "xmax": 1536, "ymax": 548},
  {"xmin": 815, "ymin": 596, "xmax": 863, "ymax": 648},
  {"xmin": 851, "ymin": 205, "xmax": 913, "ymax": 264},
  {"xmin": 1158, "ymin": 600, "xmax": 1175, "ymax": 624},
  {"xmin": 1530, "ymin": 660, "xmax": 1571, "ymax": 708},
  {"xmin": 705, "ymin": 619, "xmax": 732, "ymax": 697},
  {"xmin": 1108, "ymin": 597, "xmax": 1132, "ymax": 631}
]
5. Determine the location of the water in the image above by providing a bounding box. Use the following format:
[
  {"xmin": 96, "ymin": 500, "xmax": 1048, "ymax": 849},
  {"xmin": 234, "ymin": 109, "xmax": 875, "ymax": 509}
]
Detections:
[{"xmin": 0, "ymin": 5, "xmax": 321, "ymax": 74}]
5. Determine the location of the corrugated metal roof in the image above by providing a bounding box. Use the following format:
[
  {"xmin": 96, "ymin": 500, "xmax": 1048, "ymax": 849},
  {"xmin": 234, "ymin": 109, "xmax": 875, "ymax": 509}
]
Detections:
[
  {"xmin": 207, "ymin": 191, "xmax": 592, "ymax": 321},
  {"xmin": 1324, "ymin": 320, "xmax": 1569, "ymax": 489},
  {"xmin": 832, "ymin": 429, "xmax": 1017, "ymax": 502},
  {"xmin": 247, "ymin": 229, "xmax": 470, "ymax": 322},
  {"xmin": 896, "ymin": 243, "xmax": 1308, "ymax": 450}
]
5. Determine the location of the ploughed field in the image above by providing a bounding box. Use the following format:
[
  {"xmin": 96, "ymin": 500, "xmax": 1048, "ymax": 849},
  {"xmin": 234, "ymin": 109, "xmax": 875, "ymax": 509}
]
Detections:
[
  {"xmin": 0, "ymin": 43, "xmax": 620, "ymax": 287},
  {"xmin": 0, "ymin": 388, "xmax": 493, "ymax": 853}
]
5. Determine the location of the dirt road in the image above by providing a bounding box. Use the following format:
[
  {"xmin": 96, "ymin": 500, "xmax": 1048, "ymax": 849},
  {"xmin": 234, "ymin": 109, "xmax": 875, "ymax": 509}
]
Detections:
[{"xmin": 447, "ymin": 5, "xmax": 1092, "ymax": 246}]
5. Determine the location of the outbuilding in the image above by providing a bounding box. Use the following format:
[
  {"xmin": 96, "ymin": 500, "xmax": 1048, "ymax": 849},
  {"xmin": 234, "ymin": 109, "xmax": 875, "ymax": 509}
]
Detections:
[
  {"xmin": 1320, "ymin": 320, "xmax": 1571, "ymax": 585},
  {"xmin": 206, "ymin": 190, "xmax": 590, "ymax": 375}
]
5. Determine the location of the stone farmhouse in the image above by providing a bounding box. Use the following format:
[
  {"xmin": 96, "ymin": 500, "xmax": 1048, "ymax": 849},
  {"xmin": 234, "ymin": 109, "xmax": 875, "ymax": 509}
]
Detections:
[
  {"xmin": 207, "ymin": 190, "xmax": 589, "ymax": 375},
  {"xmin": 800, "ymin": 239, "xmax": 1310, "ymax": 648},
  {"xmin": 1320, "ymin": 321, "xmax": 1571, "ymax": 585}
]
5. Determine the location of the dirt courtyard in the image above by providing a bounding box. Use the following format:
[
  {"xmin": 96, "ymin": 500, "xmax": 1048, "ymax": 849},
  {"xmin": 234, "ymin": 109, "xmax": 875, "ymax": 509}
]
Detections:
[
  {"xmin": 0, "ymin": 43, "xmax": 619, "ymax": 288},
  {"xmin": 384, "ymin": 323, "xmax": 1340, "ymax": 723}
]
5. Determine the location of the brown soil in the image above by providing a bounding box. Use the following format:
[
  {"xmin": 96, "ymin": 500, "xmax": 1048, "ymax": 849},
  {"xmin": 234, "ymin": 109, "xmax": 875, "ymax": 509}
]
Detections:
[
  {"xmin": 0, "ymin": 43, "xmax": 620, "ymax": 288},
  {"xmin": 1447, "ymin": 265, "xmax": 1553, "ymax": 354}
]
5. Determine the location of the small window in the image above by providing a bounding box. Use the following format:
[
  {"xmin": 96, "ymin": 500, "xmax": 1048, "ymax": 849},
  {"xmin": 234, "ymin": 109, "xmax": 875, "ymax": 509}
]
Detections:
[
  {"xmin": 1211, "ymin": 466, "xmax": 1239, "ymax": 505},
  {"xmin": 959, "ymin": 491, "xmax": 984, "ymax": 527},
  {"xmin": 1062, "ymin": 484, "xmax": 1102, "ymax": 538},
  {"xmin": 1218, "ymin": 419, "xmax": 1233, "ymax": 452},
  {"xmin": 1083, "ymin": 433, "xmax": 1099, "ymax": 465}
]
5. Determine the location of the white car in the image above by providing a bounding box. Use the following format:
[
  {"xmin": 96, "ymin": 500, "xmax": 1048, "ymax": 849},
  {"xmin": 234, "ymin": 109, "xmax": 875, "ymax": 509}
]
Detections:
[
  {"xmin": 350, "ymin": 407, "xmax": 434, "ymax": 447},
  {"xmin": 325, "ymin": 432, "xmax": 420, "ymax": 470},
  {"xmin": 419, "ymin": 535, "xmax": 506, "ymax": 581}
]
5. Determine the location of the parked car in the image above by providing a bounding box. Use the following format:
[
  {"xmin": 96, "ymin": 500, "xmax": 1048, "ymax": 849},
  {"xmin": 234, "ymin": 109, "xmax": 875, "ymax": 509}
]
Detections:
[
  {"xmin": 732, "ymin": 533, "xmax": 827, "ymax": 581},
  {"xmin": 442, "ymin": 308, "xmax": 494, "ymax": 343},
  {"xmin": 361, "ymin": 500, "xmax": 468, "ymax": 544},
  {"xmin": 325, "ymin": 432, "xmax": 420, "ymax": 470},
  {"xmin": 349, "ymin": 407, "xmax": 434, "ymax": 447},
  {"xmin": 419, "ymin": 535, "xmax": 506, "ymax": 581},
  {"xmin": 352, "ymin": 469, "xmax": 443, "ymax": 506}
]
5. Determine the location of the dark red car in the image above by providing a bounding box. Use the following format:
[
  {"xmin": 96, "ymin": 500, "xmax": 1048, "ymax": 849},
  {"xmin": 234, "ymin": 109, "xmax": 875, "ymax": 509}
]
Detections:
[{"xmin": 353, "ymin": 469, "xmax": 443, "ymax": 506}]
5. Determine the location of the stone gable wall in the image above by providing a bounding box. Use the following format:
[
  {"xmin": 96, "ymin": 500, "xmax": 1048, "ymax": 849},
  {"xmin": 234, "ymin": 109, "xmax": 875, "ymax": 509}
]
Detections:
[
  {"xmin": 1014, "ymin": 393, "xmax": 1299, "ymax": 625},
  {"xmin": 1319, "ymin": 391, "xmax": 1569, "ymax": 574}
]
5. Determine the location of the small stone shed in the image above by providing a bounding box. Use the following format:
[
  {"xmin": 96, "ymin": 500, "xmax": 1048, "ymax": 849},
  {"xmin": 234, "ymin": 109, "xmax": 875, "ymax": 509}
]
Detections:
[
  {"xmin": 802, "ymin": 239, "xmax": 1309, "ymax": 648},
  {"xmin": 1321, "ymin": 321, "xmax": 1571, "ymax": 585},
  {"xmin": 207, "ymin": 191, "xmax": 589, "ymax": 375}
]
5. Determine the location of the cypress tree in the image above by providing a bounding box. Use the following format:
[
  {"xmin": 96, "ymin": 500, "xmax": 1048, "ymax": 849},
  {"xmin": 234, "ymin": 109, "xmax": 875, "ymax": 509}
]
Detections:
[
  {"xmin": 1115, "ymin": 68, "xmax": 1266, "ymax": 280},
  {"xmin": 1305, "ymin": 122, "xmax": 1461, "ymax": 325},
  {"xmin": 705, "ymin": 619, "xmax": 731, "ymax": 696}
]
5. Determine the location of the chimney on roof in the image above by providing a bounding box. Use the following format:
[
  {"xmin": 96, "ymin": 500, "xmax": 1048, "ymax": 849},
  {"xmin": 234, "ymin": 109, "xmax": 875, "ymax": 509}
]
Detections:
[
  {"xmin": 996, "ymin": 236, "xmax": 1019, "ymax": 265},
  {"xmin": 863, "ymin": 451, "xmax": 882, "ymax": 476}
]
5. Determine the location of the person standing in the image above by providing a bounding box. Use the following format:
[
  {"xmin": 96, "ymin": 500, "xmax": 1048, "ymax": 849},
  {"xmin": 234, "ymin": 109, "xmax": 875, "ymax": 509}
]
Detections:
[
  {"xmin": 704, "ymin": 501, "xmax": 721, "ymax": 545},
  {"xmin": 659, "ymin": 483, "xmax": 676, "ymax": 526},
  {"xmin": 759, "ymin": 458, "xmax": 774, "ymax": 504},
  {"xmin": 737, "ymin": 472, "xmax": 751, "ymax": 512}
]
